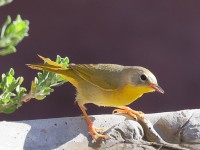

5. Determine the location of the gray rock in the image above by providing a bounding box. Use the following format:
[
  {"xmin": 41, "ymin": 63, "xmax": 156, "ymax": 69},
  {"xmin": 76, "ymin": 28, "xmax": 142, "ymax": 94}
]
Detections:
[
  {"xmin": 0, "ymin": 109, "xmax": 200, "ymax": 150},
  {"xmin": 146, "ymin": 109, "xmax": 200, "ymax": 149},
  {"xmin": 93, "ymin": 120, "xmax": 144, "ymax": 149}
]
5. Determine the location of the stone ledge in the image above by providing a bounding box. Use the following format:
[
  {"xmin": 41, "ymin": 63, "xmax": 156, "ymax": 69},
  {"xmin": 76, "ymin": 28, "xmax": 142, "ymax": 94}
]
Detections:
[{"xmin": 1, "ymin": 109, "xmax": 200, "ymax": 150}]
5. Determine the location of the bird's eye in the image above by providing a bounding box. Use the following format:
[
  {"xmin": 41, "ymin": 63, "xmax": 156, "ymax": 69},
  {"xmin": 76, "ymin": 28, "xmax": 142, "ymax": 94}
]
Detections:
[{"xmin": 140, "ymin": 74, "xmax": 147, "ymax": 81}]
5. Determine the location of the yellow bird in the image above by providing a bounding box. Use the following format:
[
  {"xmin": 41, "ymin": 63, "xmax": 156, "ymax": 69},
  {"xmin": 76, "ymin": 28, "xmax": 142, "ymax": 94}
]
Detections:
[{"xmin": 27, "ymin": 55, "xmax": 164, "ymax": 140}]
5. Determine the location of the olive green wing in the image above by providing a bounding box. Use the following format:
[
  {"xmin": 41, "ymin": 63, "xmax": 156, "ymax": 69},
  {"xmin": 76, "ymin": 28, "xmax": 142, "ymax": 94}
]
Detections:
[{"xmin": 69, "ymin": 64, "xmax": 126, "ymax": 90}]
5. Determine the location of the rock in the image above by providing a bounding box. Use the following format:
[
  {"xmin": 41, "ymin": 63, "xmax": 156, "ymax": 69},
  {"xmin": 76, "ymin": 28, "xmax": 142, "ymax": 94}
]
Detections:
[
  {"xmin": 0, "ymin": 109, "xmax": 200, "ymax": 150},
  {"xmin": 93, "ymin": 120, "xmax": 144, "ymax": 149},
  {"xmin": 146, "ymin": 109, "xmax": 200, "ymax": 150}
]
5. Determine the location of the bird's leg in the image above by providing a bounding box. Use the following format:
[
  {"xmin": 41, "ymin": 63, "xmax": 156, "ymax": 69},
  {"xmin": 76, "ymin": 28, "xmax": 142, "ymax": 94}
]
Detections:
[
  {"xmin": 113, "ymin": 106, "xmax": 144, "ymax": 120},
  {"xmin": 78, "ymin": 103, "xmax": 107, "ymax": 140}
]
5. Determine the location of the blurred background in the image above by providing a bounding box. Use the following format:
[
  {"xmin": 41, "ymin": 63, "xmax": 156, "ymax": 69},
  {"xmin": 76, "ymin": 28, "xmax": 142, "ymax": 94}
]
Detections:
[{"xmin": 0, "ymin": 1, "xmax": 200, "ymax": 121}]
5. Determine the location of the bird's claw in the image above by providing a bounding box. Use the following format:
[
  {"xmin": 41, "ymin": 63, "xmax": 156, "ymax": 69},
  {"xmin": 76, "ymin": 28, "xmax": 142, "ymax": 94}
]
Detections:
[
  {"xmin": 112, "ymin": 107, "xmax": 145, "ymax": 120},
  {"xmin": 89, "ymin": 124, "xmax": 108, "ymax": 141}
]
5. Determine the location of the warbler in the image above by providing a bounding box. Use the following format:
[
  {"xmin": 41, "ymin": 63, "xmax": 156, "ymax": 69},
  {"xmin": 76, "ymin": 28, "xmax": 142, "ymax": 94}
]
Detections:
[{"xmin": 27, "ymin": 55, "xmax": 164, "ymax": 140}]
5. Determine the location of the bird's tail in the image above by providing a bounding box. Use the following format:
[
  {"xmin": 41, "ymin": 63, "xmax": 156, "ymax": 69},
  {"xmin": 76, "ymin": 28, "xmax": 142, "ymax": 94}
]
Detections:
[{"xmin": 26, "ymin": 55, "xmax": 68, "ymax": 75}]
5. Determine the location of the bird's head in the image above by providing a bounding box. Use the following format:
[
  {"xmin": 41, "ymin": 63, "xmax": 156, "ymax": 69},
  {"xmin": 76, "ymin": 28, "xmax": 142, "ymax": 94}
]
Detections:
[{"xmin": 128, "ymin": 66, "xmax": 164, "ymax": 94}]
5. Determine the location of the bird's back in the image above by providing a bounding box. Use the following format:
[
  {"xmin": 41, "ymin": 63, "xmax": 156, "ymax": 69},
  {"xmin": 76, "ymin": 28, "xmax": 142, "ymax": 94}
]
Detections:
[{"xmin": 69, "ymin": 64, "xmax": 130, "ymax": 90}]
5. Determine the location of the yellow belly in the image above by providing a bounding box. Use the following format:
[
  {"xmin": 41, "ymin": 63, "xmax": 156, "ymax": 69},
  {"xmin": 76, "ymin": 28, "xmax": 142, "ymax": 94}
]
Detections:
[{"xmin": 92, "ymin": 84, "xmax": 154, "ymax": 107}]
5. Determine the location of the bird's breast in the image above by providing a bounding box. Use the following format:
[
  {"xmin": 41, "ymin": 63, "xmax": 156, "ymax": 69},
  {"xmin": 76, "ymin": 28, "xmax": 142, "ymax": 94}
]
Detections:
[
  {"xmin": 108, "ymin": 84, "xmax": 144, "ymax": 106},
  {"xmin": 76, "ymin": 80, "xmax": 154, "ymax": 107},
  {"xmin": 90, "ymin": 84, "xmax": 153, "ymax": 107}
]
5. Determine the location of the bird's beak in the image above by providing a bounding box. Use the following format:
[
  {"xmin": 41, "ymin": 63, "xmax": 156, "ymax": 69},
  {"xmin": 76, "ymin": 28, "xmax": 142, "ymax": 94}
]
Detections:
[{"xmin": 149, "ymin": 83, "xmax": 164, "ymax": 94}]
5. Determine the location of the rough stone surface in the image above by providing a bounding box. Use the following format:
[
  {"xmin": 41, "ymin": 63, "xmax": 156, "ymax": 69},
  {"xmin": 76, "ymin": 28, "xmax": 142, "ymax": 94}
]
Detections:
[
  {"xmin": 93, "ymin": 120, "xmax": 144, "ymax": 149},
  {"xmin": 0, "ymin": 109, "xmax": 200, "ymax": 150}
]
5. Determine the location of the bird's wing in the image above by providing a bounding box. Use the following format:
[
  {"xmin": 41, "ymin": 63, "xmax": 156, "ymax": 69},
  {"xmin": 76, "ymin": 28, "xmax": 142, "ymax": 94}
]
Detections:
[{"xmin": 69, "ymin": 64, "xmax": 126, "ymax": 90}]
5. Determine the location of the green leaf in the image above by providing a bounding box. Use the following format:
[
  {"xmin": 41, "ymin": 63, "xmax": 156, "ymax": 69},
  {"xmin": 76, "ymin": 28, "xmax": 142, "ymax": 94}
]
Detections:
[
  {"xmin": 0, "ymin": 16, "xmax": 11, "ymax": 38},
  {"xmin": 8, "ymin": 68, "xmax": 14, "ymax": 76},
  {"xmin": 2, "ymin": 105, "xmax": 17, "ymax": 114},
  {"xmin": 43, "ymin": 87, "xmax": 53, "ymax": 93},
  {"xmin": 0, "ymin": 15, "xmax": 29, "ymax": 56},
  {"xmin": 30, "ymin": 55, "xmax": 69, "ymax": 100},
  {"xmin": 0, "ymin": 68, "xmax": 27, "ymax": 113},
  {"xmin": 0, "ymin": 0, "xmax": 13, "ymax": 7},
  {"xmin": 0, "ymin": 46, "xmax": 16, "ymax": 56},
  {"xmin": 0, "ymin": 56, "xmax": 70, "ymax": 113}
]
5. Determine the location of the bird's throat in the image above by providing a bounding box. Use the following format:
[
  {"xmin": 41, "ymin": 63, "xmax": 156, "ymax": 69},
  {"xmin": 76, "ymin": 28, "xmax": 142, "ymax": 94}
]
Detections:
[{"xmin": 108, "ymin": 84, "xmax": 154, "ymax": 107}]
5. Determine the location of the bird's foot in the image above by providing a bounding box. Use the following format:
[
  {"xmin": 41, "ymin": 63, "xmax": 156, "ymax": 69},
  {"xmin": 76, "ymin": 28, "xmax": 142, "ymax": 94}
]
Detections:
[
  {"xmin": 88, "ymin": 122, "xmax": 108, "ymax": 141},
  {"xmin": 78, "ymin": 104, "xmax": 109, "ymax": 142},
  {"xmin": 113, "ymin": 107, "xmax": 145, "ymax": 120}
]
